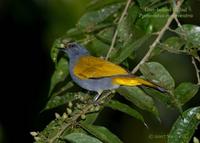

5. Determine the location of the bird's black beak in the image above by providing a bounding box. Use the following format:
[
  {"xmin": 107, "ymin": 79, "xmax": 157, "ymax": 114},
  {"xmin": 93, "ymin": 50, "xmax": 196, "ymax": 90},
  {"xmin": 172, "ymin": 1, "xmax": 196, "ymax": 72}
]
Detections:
[{"xmin": 58, "ymin": 47, "xmax": 66, "ymax": 52}]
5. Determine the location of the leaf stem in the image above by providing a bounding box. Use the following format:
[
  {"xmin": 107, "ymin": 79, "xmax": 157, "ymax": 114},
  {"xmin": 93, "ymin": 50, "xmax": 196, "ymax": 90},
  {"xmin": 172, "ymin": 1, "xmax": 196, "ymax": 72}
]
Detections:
[
  {"xmin": 131, "ymin": 0, "xmax": 184, "ymax": 74},
  {"xmin": 192, "ymin": 57, "xmax": 200, "ymax": 85},
  {"xmin": 106, "ymin": 0, "xmax": 132, "ymax": 60}
]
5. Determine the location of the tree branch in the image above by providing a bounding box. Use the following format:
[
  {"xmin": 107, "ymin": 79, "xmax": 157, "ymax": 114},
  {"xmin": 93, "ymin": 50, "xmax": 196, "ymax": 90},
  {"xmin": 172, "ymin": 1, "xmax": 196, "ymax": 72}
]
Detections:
[
  {"xmin": 106, "ymin": 0, "xmax": 132, "ymax": 60},
  {"xmin": 131, "ymin": 0, "xmax": 184, "ymax": 74},
  {"xmin": 192, "ymin": 57, "xmax": 200, "ymax": 85},
  {"xmin": 49, "ymin": 91, "xmax": 112, "ymax": 143}
]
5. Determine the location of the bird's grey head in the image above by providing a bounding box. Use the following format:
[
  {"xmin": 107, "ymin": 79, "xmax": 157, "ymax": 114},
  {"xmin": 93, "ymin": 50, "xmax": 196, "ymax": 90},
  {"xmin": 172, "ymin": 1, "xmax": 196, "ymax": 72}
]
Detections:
[{"xmin": 59, "ymin": 42, "xmax": 89, "ymax": 59}]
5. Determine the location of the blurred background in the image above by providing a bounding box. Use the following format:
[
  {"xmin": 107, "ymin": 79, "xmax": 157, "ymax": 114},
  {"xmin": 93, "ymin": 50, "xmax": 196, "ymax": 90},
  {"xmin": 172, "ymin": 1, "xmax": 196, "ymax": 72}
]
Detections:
[{"xmin": 0, "ymin": 0, "xmax": 199, "ymax": 143}]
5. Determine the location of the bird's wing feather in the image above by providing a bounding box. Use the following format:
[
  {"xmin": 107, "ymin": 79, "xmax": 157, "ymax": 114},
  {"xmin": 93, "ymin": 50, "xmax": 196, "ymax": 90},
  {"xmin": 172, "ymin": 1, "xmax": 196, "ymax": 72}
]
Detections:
[{"xmin": 73, "ymin": 56, "xmax": 128, "ymax": 79}]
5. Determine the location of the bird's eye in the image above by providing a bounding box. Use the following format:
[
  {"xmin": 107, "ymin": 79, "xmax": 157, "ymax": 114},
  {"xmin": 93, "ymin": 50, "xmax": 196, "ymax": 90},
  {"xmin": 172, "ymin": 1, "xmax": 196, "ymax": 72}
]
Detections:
[{"xmin": 68, "ymin": 43, "xmax": 76, "ymax": 48}]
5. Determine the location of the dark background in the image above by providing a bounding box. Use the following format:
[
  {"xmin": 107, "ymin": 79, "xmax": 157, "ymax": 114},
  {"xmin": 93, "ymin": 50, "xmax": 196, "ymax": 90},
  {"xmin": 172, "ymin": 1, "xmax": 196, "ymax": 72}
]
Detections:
[{"xmin": 0, "ymin": 0, "xmax": 199, "ymax": 143}]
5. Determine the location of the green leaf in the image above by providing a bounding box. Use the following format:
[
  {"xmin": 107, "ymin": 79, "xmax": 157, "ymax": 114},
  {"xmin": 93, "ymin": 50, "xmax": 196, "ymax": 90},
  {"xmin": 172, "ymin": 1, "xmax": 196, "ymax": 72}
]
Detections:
[
  {"xmin": 49, "ymin": 58, "xmax": 69, "ymax": 96},
  {"xmin": 96, "ymin": 27, "xmax": 114, "ymax": 45},
  {"xmin": 82, "ymin": 112, "xmax": 100, "ymax": 124},
  {"xmin": 80, "ymin": 124, "xmax": 123, "ymax": 143},
  {"xmin": 111, "ymin": 34, "xmax": 151, "ymax": 64},
  {"xmin": 87, "ymin": 0, "xmax": 125, "ymax": 10},
  {"xmin": 176, "ymin": 24, "xmax": 200, "ymax": 48},
  {"xmin": 50, "ymin": 38, "xmax": 62, "ymax": 63},
  {"xmin": 86, "ymin": 38, "xmax": 110, "ymax": 57},
  {"xmin": 150, "ymin": 7, "xmax": 169, "ymax": 31},
  {"xmin": 164, "ymin": 37, "xmax": 185, "ymax": 50},
  {"xmin": 142, "ymin": 88, "xmax": 173, "ymax": 107},
  {"xmin": 174, "ymin": 82, "xmax": 199, "ymax": 105},
  {"xmin": 167, "ymin": 106, "xmax": 200, "ymax": 143},
  {"xmin": 117, "ymin": 86, "xmax": 159, "ymax": 118},
  {"xmin": 140, "ymin": 62, "xmax": 175, "ymax": 90},
  {"xmin": 64, "ymin": 133, "xmax": 102, "ymax": 143},
  {"xmin": 77, "ymin": 3, "xmax": 123, "ymax": 33},
  {"xmin": 136, "ymin": 0, "xmax": 160, "ymax": 7},
  {"xmin": 106, "ymin": 100, "xmax": 145, "ymax": 123},
  {"xmin": 45, "ymin": 92, "xmax": 77, "ymax": 110}
]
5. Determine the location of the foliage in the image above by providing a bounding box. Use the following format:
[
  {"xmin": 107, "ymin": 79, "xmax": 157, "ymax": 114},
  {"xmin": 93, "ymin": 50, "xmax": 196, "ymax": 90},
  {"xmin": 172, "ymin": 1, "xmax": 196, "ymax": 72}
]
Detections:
[{"xmin": 32, "ymin": 0, "xmax": 200, "ymax": 143}]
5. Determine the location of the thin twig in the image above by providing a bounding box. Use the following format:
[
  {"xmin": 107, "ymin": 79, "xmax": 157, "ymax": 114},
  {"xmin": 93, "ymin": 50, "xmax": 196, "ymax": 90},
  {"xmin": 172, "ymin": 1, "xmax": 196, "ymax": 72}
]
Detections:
[
  {"xmin": 131, "ymin": 0, "xmax": 184, "ymax": 74},
  {"xmin": 192, "ymin": 57, "xmax": 200, "ymax": 85},
  {"xmin": 106, "ymin": 0, "xmax": 132, "ymax": 60}
]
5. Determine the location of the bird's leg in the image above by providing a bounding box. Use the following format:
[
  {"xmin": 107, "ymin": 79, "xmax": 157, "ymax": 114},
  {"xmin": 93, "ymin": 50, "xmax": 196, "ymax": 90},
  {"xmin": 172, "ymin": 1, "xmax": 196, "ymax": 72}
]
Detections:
[{"xmin": 93, "ymin": 93, "xmax": 101, "ymax": 102}]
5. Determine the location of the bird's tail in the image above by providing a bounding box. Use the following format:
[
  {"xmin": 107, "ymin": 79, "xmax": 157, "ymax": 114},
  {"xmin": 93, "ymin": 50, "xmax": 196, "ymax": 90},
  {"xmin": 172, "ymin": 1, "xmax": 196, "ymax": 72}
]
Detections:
[{"xmin": 112, "ymin": 75, "xmax": 166, "ymax": 92}]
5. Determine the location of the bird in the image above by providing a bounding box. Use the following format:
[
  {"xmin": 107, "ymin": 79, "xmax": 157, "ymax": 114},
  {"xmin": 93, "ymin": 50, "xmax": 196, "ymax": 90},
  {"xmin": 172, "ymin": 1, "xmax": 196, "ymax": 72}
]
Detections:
[{"xmin": 59, "ymin": 42, "xmax": 165, "ymax": 101}]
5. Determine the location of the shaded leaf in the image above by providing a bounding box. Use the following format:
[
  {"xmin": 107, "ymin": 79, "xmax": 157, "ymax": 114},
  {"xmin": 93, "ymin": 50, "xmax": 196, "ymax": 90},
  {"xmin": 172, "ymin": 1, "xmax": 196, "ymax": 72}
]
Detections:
[
  {"xmin": 96, "ymin": 27, "xmax": 114, "ymax": 45},
  {"xmin": 164, "ymin": 37, "xmax": 185, "ymax": 50},
  {"xmin": 86, "ymin": 38, "xmax": 110, "ymax": 57},
  {"xmin": 136, "ymin": 0, "xmax": 160, "ymax": 7},
  {"xmin": 150, "ymin": 7, "xmax": 169, "ymax": 31},
  {"xmin": 45, "ymin": 92, "xmax": 77, "ymax": 110},
  {"xmin": 111, "ymin": 34, "xmax": 151, "ymax": 64},
  {"xmin": 87, "ymin": 0, "xmax": 125, "ymax": 10},
  {"xmin": 167, "ymin": 106, "xmax": 200, "ymax": 143},
  {"xmin": 176, "ymin": 24, "xmax": 200, "ymax": 48},
  {"xmin": 49, "ymin": 58, "xmax": 69, "ymax": 96},
  {"xmin": 64, "ymin": 133, "xmax": 102, "ymax": 143},
  {"xmin": 142, "ymin": 88, "xmax": 173, "ymax": 107},
  {"xmin": 174, "ymin": 82, "xmax": 199, "ymax": 105},
  {"xmin": 77, "ymin": 3, "xmax": 123, "ymax": 33},
  {"xmin": 81, "ymin": 124, "xmax": 123, "ymax": 143},
  {"xmin": 117, "ymin": 86, "xmax": 159, "ymax": 118},
  {"xmin": 140, "ymin": 62, "xmax": 175, "ymax": 90},
  {"xmin": 106, "ymin": 100, "xmax": 145, "ymax": 123}
]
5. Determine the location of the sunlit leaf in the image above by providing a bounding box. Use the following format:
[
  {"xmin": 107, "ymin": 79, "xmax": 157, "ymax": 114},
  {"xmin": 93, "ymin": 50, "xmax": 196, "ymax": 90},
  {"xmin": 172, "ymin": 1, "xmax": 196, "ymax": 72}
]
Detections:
[
  {"xmin": 174, "ymin": 82, "xmax": 199, "ymax": 105},
  {"xmin": 176, "ymin": 24, "xmax": 200, "ymax": 48},
  {"xmin": 140, "ymin": 62, "xmax": 175, "ymax": 90},
  {"xmin": 77, "ymin": 3, "xmax": 123, "ymax": 33},
  {"xmin": 167, "ymin": 106, "xmax": 200, "ymax": 143},
  {"xmin": 117, "ymin": 86, "xmax": 159, "ymax": 118},
  {"xmin": 106, "ymin": 100, "xmax": 145, "ymax": 123},
  {"xmin": 81, "ymin": 124, "xmax": 123, "ymax": 143},
  {"xmin": 64, "ymin": 133, "xmax": 102, "ymax": 143},
  {"xmin": 49, "ymin": 58, "xmax": 69, "ymax": 96}
]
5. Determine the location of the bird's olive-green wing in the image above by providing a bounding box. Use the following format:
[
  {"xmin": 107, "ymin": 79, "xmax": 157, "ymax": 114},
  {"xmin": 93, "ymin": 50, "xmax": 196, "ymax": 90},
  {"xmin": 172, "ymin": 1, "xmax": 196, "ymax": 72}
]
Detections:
[{"xmin": 73, "ymin": 56, "xmax": 128, "ymax": 79}]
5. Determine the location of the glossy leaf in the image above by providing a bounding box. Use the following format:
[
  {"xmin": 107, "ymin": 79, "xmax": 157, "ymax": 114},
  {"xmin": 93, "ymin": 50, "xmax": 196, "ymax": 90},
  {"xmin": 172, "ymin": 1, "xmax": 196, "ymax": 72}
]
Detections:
[
  {"xmin": 176, "ymin": 24, "xmax": 200, "ymax": 48},
  {"xmin": 168, "ymin": 106, "xmax": 200, "ymax": 143},
  {"xmin": 140, "ymin": 62, "xmax": 175, "ymax": 90},
  {"xmin": 77, "ymin": 3, "xmax": 122, "ymax": 33},
  {"xmin": 81, "ymin": 124, "xmax": 123, "ymax": 143},
  {"xmin": 64, "ymin": 133, "xmax": 102, "ymax": 143},
  {"xmin": 106, "ymin": 100, "xmax": 144, "ymax": 123},
  {"xmin": 111, "ymin": 34, "xmax": 151, "ymax": 64},
  {"xmin": 45, "ymin": 92, "xmax": 77, "ymax": 110},
  {"xmin": 174, "ymin": 82, "xmax": 199, "ymax": 105},
  {"xmin": 117, "ymin": 86, "xmax": 159, "ymax": 118},
  {"xmin": 82, "ymin": 112, "xmax": 100, "ymax": 124},
  {"xmin": 49, "ymin": 58, "xmax": 69, "ymax": 96}
]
